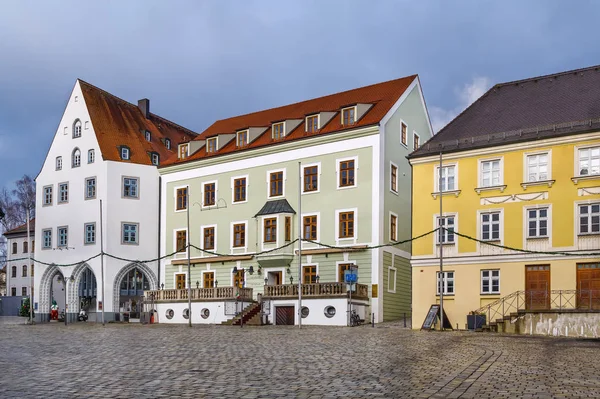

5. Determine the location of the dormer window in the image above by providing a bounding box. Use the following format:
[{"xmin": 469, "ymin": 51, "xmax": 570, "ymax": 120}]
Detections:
[
  {"xmin": 179, "ymin": 144, "xmax": 188, "ymax": 159},
  {"xmin": 306, "ymin": 115, "xmax": 319, "ymax": 133},
  {"xmin": 342, "ymin": 107, "xmax": 356, "ymax": 126},
  {"xmin": 145, "ymin": 131, "xmax": 151, "ymax": 142},
  {"xmin": 207, "ymin": 137, "xmax": 217, "ymax": 153},
  {"xmin": 237, "ymin": 130, "xmax": 248, "ymax": 148},
  {"xmin": 151, "ymin": 153, "xmax": 160, "ymax": 166},
  {"xmin": 165, "ymin": 138, "xmax": 171, "ymax": 150},
  {"xmin": 73, "ymin": 119, "xmax": 82, "ymax": 138},
  {"xmin": 121, "ymin": 146, "xmax": 130, "ymax": 160},
  {"xmin": 272, "ymin": 122, "xmax": 285, "ymax": 140}
]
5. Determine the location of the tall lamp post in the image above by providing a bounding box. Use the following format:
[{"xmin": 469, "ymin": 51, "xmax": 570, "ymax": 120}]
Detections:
[{"xmin": 26, "ymin": 207, "xmax": 33, "ymax": 324}]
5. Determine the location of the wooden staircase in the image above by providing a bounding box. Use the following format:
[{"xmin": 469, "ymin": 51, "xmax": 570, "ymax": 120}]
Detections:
[{"xmin": 222, "ymin": 302, "xmax": 262, "ymax": 326}]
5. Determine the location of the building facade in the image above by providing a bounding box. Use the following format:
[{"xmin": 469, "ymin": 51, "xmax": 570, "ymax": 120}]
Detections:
[
  {"xmin": 156, "ymin": 75, "xmax": 433, "ymax": 325},
  {"xmin": 3, "ymin": 220, "xmax": 35, "ymax": 298},
  {"xmin": 34, "ymin": 80, "xmax": 196, "ymax": 322},
  {"xmin": 410, "ymin": 66, "xmax": 600, "ymax": 330}
]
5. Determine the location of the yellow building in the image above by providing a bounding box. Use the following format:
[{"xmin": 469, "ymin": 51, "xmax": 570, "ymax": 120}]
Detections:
[{"xmin": 409, "ymin": 66, "xmax": 600, "ymax": 330}]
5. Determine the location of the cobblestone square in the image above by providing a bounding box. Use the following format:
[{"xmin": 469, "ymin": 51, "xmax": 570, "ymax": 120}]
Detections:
[{"xmin": 1, "ymin": 321, "xmax": 600, "ymax": 398}]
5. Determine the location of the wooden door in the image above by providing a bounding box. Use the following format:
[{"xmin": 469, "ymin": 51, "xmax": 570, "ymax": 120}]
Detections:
[
  {"xmin": 275, "ymin": 306, "xmax": 295, "ymax": 325},
  {"xmin": 577, "ymin": 263, "xmax": 600, "ymax": 310},
  {"xmin": 176, "ymin": 274, "xmax": 186, "ymax": 290},
  {"xmin": 525, "ymin": 265, "xmax": 550, "ymax": 310},
  {"xmin": 272, "ymin": 271, "xmax": 282, "ymax": 285}
]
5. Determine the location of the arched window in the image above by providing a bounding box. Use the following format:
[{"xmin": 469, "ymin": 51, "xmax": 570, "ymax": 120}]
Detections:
[
  {"xmin": 72, "ymin": 148, "xmax": 81, "ymax": 168},
  {"xmin": 22, "ymin": 265, "xmax": 27, "ymax": 277},
  {"xmin": 11, "ymin": 266, "xmax": 17, "ymax": 278},
  {"xmin": 73, "ymin": 119, "xmax": 82, "ymax": 138},
  {"xmin": 88, "ymin": 149, "xmax": 95, "ymax": 164}
]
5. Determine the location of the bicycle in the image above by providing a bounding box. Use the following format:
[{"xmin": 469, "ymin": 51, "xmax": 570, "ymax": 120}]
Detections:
[{"xmin": 350, "ymin": 310, "xmax": 361, "ymax": 327}]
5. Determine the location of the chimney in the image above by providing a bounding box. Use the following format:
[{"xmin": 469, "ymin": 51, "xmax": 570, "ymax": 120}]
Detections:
[{"xmin": 138, "ymin": 98, "xmax": 150, "ymax": 119}]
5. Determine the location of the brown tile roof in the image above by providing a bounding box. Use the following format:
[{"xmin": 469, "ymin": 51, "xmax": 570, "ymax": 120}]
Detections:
[
  {"xmin": 162, "ymin": 75, "xmax": 418, "ymax": 166},
  {"xmin": 3, "ymin": 219, "xmax": 35, "ymax": 237},
  {"xmin": 411, "ymin": 65, "xmax": 600, "ymax": 158},
  {"xmin": 79, "ymin": 80, "xmax": 198, "ymax": 165}
]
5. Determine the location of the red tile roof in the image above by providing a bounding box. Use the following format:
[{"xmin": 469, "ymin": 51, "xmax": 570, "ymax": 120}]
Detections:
[
  {"xmin": 79, "ymin": 80, "xmax": 198, "ymax": 165},
  {"xmin": 162, "ymin": 75, "xmax": 417, "ymax": 166},
  {"xmin": 3, "ymin": 219, "xmax": 35, "ymax": 237}
]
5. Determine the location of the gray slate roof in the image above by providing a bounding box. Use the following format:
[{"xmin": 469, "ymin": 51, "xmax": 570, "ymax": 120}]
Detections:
[
  {"xmin": 410, "ymin": 65, "xmax": 600, "ymax": 158},
  {"xmin": 255, "ymin": 199, "xmax": 296, "ymax": 217}
]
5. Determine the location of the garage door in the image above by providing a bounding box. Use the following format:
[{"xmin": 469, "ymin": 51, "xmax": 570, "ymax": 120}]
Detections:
[{"xmin": 275, "ymin": 306, "xmax": 295, "ymax": 325}]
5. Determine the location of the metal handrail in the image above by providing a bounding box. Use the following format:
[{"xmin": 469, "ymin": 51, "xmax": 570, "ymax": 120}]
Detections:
[{"xmin": 473, "ymin": 289, "xmax": 600, "ymax": 325}]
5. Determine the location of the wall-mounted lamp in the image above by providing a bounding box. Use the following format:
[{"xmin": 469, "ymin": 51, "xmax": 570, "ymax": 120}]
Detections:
[
  {"xmin": 215, "ymin": 280, "xmax": 218, "ymax": 288},
  {"xmin": 232, "ymin": 266, "xmax": 238, "ymax": 274},
  {"xmin": 196, "ymin": 281, "xmax": 200, "ymax": 289},
  {"xmin": 290, "ymin": 276, "xmax": 294, "ymax": 284},
  {"xmin": 161, "ymin": 283, "xmax": 164, "ymax": 290},
  {"xmin": 264, "ymin": 277, "xmax": 268, "ymax": 285},
  {"xmin": 286, "ymin": 267, "xmax": 291, "ymax": 274},
  {"xmin": 249, "ymin": 266, "xmax": 254, "ymax": 275},
  {"xmin": 316, "ymin": 275, "xmax": 320, "ymax": 283}
]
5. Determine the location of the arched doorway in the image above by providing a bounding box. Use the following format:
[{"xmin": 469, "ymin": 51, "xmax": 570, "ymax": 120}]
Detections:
[
  {"xmin": 38, "ymin": 265, "xmax": 68, "ymax": 321},
  {"xmin": 113, "ymin": 263, "xmax": 157, "ymax": 321},
  {"xmin": 76, "ymin": 267, "xmax": 97, "ymax": 321}
]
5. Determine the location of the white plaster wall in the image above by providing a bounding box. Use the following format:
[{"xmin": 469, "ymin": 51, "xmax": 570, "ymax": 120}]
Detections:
[
  {"xmin": 268, "ymin": 298, "xmax": 368, "ymax": 326},
  {"xmin": 6, "ymin": 235, "xmax": 34, "ymax": 296},
  {"xmin": 156, "ymin": 301, "xmax": 231, "ymax": 324}
]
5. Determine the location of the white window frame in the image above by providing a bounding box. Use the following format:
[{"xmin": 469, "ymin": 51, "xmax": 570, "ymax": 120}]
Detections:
[
  {"xmin": 272, "ymin": 123, "xmax": 285, "ymax": 140},
  {"xmin": 173, "ymin": 185, "xmax": 189, "ymax": 213},
  {"xmin": 435, "ymin": 164, "xmax": 457, "ymax": 192},
  {"xmin": 237, "ymin": 130, "xmax": 249, "ymax": 147},
  {"xmin": 390, "ymin": 162, "xmax": 399, "ymax": 194},
  {"xmin": 266, "ymin": 168, "xmax": 286, "ymax": 198},
  {"xmin": 58, "ymin": 182, "xmax": 69, "ymax": 204},
  {"xmin": 524, "ymin": 151, "xmax": 551, "ymax": 182},
  {"xmin": 85, "ymin": 177, "xmax": 96, "ymax": 200},
  {"xmin": 42, "ymin": 229, "xmax": 52, "ymax": 249},
  {"xmin": 57, "ymin": 226, "xmax": 68, "ymax": 248},
  {"xmin": 121, "ymin": 222, "xmax": 139, "ymax": 245},
  {"xmin": 43, "ymin": 185, "xmax": 53, "ymax": 206},
  {"xmin": 526, "ymin": 206, "xmax": 550, "ymax": 238},
  {"xmin": 336, "ymin": 156, "xmax": 358, "ymax": 190},
  {"xmin": 576, "ymin": 145, "xmax": 600, "ymax": 177},
  {"xmin": 206, "ymin": 137, "xmax": 218, "ymax": 153},
  {"xmin": 88, "ymin": 149, "xmax": 95, "ymax": 164},
  {"xmin": 481, "ymin": 269, "xmax": 500, "ymax": 294},
  {"xmin": 387, "ymin": 266, "xmax": 397, "ymax": 293},
  {"xmin": 436, "ymin": 214, "xmax": 456, "ymax": 245},
  {"xmin": 151, "ymin": 153, "xmax": 159, "ymax": 166},
  {"xmin": 84, "ymin": 222, "xmax": 96, "ymax": 245},
  {"xmin": 55, "ymin": 156, "xmax": 62, "ymax": 171},
  {"xmin": 165, "ymin": 138, "xmax": 171, "ymax": 150},
  {"xmin": 400, "ymin": 120, "xmax": 408, "ymax": 147},
  {"xmin": 341, "ymin": 106, "xmax": 356, "ymax": 125},
  {"xmin": 231, "ymin": 175, "xmax": 249, "ymax": 204},
  {"xmin": 179, "ymin": 143, "xmax": 189, "ymax": 159},
  {"xmin": 305, "ymin": 114, "xmax": 320, "ymax": 132},
  {"xmin": 335, "ymin": 207, "xmax": 358, "ymax": 242},
  {"xmin": 202, "ymin": 180, "xmax": 218, "ymax": 208},
  {"xmin": 122, "ymin": 176, "xmax": 140, "ymax": 199},
  {"xmin": 121, "ymin": 147, "xmax": 130, "ymax": 160},
  {"xmin": 413, "ymin": 131, "xmax": 420, "ymax": 151},
  {"xmin": 72, "ymin": 148, "xmax": 81, "ymax": 168},
  {"xmin": 200, "ymin": 224, "xmax": 218, "ymax": 255},
  {"xmin": 436, "ymin": 271, "xmax": 454, "ymax": 295},
  {"xmin": 578, "ymin": 202, "xmax": 600, "ymax": 235},
  {"xmin": 301, "ymin": 162, "xmax": 321, "ymax": 195},
  {"xmin": 389, "ymin": 211, "xmax": 398, "ymax": 242},
  {"xmin": 479, "ymin": 210, "xmax": 503, "ymax": 242},
  {"xmin": 478, "ymin": 157, "xmax": 504, "ymax": 188},
  {"xmin": 145, "ymin": 131, "xmax": 151, "ymax": 142},
  {"xmin": 73, "ymin": 120, "xmax": 82, "ymax": 138},
  {"xmin": 260, "ymin": 215, "xmax": 279, "ymax": 251},
  {"xmin": 230, "ymin": 220, "xmax": 248, "ymax": 251}
]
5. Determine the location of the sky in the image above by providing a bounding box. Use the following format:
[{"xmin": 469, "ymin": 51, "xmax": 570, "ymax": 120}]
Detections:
[{"xmin": 1, "ymin": 1, "xmax": 600, "ymax": 191}]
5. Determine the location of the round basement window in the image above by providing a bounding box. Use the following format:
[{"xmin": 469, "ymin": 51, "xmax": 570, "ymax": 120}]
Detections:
[
  {"xmin": 183, "ymin": 308, "xmax": 190, "ymax": 319},
  {"xmin": 324, "ymin": 306, "xmax": 336, "ymax": 318},
  {"xmin": 301, "ymin": 306, "xmax": 310, "ymax": 318},
  {"xmin": 166, "ymin": 309, "xmax": 174, "ymax": 320},
  {"xmin": 201, "ymin": 308, "xmax": 210, "ymax": 319}
]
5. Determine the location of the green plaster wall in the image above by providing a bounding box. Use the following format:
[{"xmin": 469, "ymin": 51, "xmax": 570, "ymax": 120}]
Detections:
[{"xmin": 382, "ymin": 252, "xmax": 411, "ymax": 321}]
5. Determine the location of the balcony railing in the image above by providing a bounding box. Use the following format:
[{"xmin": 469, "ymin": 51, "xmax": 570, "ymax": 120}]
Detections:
[
  {"xmin": 145, "ymin": 287, "xmax": 253, "ymax": 303},
  {"xmin": 263, "ymin": 282, "xmax": 369, "ymax": 300}
]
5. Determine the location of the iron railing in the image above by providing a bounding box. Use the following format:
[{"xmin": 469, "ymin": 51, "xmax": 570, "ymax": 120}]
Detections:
[{"xmin": 473, "ymin": 289, "xmax": 600, "ymax": 325}]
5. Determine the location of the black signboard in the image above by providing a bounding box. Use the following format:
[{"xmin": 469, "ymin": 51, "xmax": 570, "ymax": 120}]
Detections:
[{"xmin": 421, "ymin": 304, "xmax": 453, "ymax": 330}]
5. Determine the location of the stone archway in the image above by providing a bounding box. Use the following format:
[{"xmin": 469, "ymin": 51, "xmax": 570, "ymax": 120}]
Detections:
[
  {"xmin": 112, "ymin": 262, "xmax": 158, "ymax": 315},
  {"xmin": 38, "ymin": 264, "xmax": 64, "ymax": 316},
  {"xmin": 67, "ymin": 263, "xmax": 97, "ymax": 319}
]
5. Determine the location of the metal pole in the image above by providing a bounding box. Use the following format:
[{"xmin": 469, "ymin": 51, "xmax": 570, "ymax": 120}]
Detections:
[
  {"xmin": 187, "ymin": 190, "xmax": 192, "ymax": 327},
  {"xmin": 298, "ymin": 161, "xmax": 302, "ymax": 329},
  {"xmin": 100, "ymin": 200, "xmax": 105, "ymax": 326},
  {"xmin": 438, "ymin": 151, "xmax": 444, "ymax": 331},
  {"xmin": 26, "ymin": 208, "xmax": 33, "ymax": 324},
  {"xmin": 240, "ymin": 282, "xmax": 244, "ymax": 329},
  {"xmin": 349, "ymin": 278, "xmax": 352, "ymax": 326},
  {"xmin": 64, "ymin": 277, "xmax": 68, "ymax": 326}
]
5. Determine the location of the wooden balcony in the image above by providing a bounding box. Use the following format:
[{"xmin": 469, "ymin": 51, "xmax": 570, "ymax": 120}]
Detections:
[
  {"xmin": 145, "ymin": 287, "xmax": 253, "ymax": 303},
  {"xmin": 263, "ymin": 283, "xmax": 369, "ymax": 300}
]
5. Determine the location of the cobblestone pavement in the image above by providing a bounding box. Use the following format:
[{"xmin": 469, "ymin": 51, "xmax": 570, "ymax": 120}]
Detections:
[{"xmin": 1, "ymin": 322, "xmax": 600, "ymax": 398}]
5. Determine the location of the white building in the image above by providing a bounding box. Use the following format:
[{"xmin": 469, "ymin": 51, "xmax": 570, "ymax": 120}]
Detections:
[
  {"xmin": 34, "ymin": 80, "xmax": 196, "ymax": 322},
  {"xmin": 4, "ymin": 220, "xmax": 35, "ymax": 298}
]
